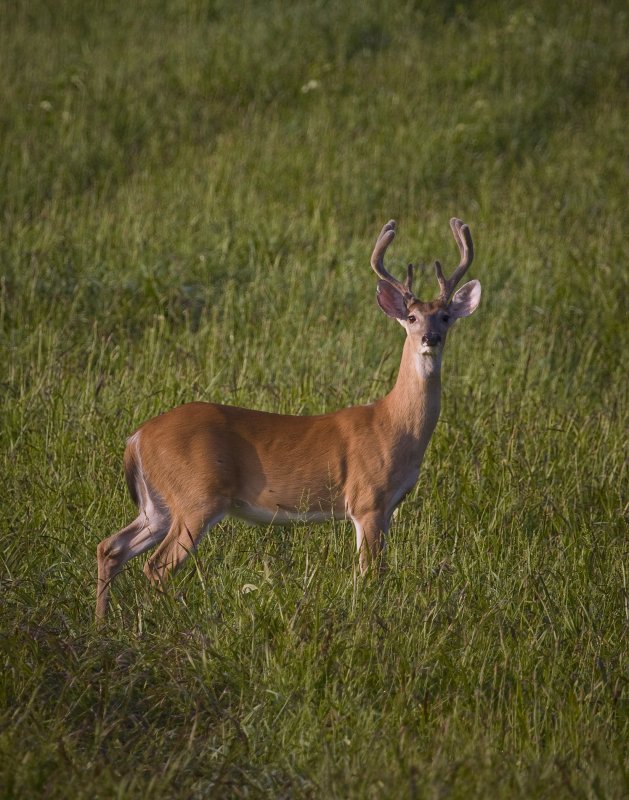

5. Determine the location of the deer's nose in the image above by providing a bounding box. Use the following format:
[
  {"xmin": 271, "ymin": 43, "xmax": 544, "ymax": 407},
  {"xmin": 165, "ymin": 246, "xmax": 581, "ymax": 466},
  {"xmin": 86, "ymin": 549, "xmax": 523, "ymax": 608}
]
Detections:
[{"xmin": 422, "ymin": 332, "xmax": 441, "ymax": 347}]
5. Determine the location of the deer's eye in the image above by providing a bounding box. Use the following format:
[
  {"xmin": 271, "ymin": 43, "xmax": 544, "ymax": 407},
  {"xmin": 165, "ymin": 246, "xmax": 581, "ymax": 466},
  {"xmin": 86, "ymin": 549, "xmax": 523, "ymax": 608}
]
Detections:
[
  {"xmin": 407, "ymin": 315, "xmax": 417, "ymax": 324},
  {"xmin": 442, "ymin": 314, "xmax": 450, "ymax": 323}
]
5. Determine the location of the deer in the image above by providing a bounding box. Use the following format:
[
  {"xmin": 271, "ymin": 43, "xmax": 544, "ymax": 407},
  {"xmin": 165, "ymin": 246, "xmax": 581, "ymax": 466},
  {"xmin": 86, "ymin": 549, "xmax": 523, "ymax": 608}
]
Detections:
[{"xmin": 96, "ymin": 217, "xmax": 481, "ymax": 620}]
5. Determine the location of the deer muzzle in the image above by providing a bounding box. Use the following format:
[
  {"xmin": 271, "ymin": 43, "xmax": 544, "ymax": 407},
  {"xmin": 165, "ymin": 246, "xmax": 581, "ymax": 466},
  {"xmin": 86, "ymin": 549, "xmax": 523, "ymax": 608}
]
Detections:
[{"xmin": 421, "ymin": 332, "xmax": 441, "ymax": 348}]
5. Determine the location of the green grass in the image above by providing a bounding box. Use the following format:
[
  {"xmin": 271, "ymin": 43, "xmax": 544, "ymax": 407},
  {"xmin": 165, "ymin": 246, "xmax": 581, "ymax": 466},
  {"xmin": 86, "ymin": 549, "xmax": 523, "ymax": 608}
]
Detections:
[{"xmin": 1, "ymin": 0, "xmax": 627, "ymax": 796}]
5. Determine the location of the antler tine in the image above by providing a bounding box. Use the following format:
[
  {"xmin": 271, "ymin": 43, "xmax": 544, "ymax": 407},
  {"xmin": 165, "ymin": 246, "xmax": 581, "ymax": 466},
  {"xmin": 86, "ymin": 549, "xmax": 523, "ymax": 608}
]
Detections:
[
  {"xmin": 370, "ymin": 220, "xmax": 411, "ymax": 297},
  {"xmin": 449, "ymin": 217, "xmax": 474, "ymax": 284},
  {"xmin": 435, "ymin": 218, "xmax": 475, "ymax": 303},
  {"xmin": 404, "ymin": 263, "xmax": 415, "ymax": 294}
]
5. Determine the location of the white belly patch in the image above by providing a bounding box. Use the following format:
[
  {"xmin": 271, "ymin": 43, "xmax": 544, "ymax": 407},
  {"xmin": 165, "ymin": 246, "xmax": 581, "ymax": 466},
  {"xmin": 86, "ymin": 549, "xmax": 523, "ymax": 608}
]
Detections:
[{"xmin": 229, "ymin": 499, "xmax": 338, "ymax": 526}]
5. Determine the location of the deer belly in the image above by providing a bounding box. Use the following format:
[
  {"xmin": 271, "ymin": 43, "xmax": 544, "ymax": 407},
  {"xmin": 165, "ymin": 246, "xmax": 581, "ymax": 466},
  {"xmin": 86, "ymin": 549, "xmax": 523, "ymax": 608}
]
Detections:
[{"xmin": 229, "ymin": 497, "xmax": 340, "ymax": 526}]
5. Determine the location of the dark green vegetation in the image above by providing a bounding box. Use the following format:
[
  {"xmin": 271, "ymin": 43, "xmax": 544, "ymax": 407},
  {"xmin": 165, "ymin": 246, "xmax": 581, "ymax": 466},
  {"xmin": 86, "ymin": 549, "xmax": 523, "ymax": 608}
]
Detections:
[{"xmin": 1, "ymin": 1, "xmax": 627, "ymax": 796}]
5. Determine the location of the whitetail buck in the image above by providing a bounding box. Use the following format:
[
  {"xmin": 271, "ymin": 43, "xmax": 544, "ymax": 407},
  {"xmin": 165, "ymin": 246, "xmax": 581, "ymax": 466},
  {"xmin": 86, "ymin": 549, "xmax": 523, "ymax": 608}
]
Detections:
[{"xmin": 96, "ymin": 217, "xmax": 481, "ymax": 619}]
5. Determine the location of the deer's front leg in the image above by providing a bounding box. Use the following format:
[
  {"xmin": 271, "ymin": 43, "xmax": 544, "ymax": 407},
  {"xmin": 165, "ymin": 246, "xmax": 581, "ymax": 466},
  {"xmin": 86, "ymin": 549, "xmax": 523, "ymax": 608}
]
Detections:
[{"xmin": 352, "ymin": 511, "xmax": 388, "ymax": 575}]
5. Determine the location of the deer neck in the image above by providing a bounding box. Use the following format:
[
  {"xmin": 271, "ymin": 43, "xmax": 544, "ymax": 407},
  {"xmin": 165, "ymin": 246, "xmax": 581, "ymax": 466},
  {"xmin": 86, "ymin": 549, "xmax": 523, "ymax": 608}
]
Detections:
[{"xmin": 381, "ymin": 336, "xmax": 442, "ymax": 446}]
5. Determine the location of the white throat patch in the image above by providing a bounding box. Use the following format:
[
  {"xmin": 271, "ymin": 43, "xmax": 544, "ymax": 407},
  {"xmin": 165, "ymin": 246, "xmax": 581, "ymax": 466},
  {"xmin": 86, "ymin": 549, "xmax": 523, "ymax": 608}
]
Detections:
[{"xmin": 415, "ymin": 350, "xmax": 442, "ymax": 379}]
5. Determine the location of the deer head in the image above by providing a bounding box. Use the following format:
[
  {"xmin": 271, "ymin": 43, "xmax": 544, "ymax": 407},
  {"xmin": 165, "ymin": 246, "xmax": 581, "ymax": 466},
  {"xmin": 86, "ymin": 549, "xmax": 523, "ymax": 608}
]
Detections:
[{"xmin": 371, "ymin": 218, "xmax": 481, "ymax": 373}]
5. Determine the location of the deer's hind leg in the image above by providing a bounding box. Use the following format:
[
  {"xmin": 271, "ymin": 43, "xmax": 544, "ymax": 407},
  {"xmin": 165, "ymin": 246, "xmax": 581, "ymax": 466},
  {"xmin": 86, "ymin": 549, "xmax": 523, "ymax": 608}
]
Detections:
[
  {"xmin": 96, "ymin": 513, "xmax": 170, "ymax": 621},
  {"xmin": 143, "ymin": 504, "xmax": 227, "ymax": 589}
]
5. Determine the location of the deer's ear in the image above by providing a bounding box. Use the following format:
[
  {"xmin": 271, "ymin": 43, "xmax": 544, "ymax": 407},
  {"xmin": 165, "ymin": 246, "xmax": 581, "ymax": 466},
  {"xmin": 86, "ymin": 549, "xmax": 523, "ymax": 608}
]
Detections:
[
  {"xmin": 376, "ymin": 281, "xmax": 408, "ymax": 320},
  {"xmin": 450, "ymin": 280, "xmax": 481, "ymax": 318}
]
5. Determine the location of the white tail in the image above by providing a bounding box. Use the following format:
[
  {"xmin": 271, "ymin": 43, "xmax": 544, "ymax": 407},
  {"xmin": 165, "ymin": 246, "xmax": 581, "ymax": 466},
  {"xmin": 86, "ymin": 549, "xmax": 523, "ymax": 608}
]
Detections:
[{"xmin": 96, "ymin": 217, "xmax": 481, "ymax": 619}]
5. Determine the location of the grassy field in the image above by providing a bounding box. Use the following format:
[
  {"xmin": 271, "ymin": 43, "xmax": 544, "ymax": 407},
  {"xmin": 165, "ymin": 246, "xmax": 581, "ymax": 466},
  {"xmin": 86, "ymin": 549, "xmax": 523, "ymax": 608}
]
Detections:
[{"xmin": 1, "ymin": 0, "xmax": 627, "ymax": 797}]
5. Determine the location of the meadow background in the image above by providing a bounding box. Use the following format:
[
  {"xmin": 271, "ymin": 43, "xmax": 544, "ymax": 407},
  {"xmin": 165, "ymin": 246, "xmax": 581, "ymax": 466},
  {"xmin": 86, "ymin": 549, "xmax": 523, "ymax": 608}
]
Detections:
[{"xmin": 1, "ymin": 0, "xmax": 627, "ymax": 797}]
